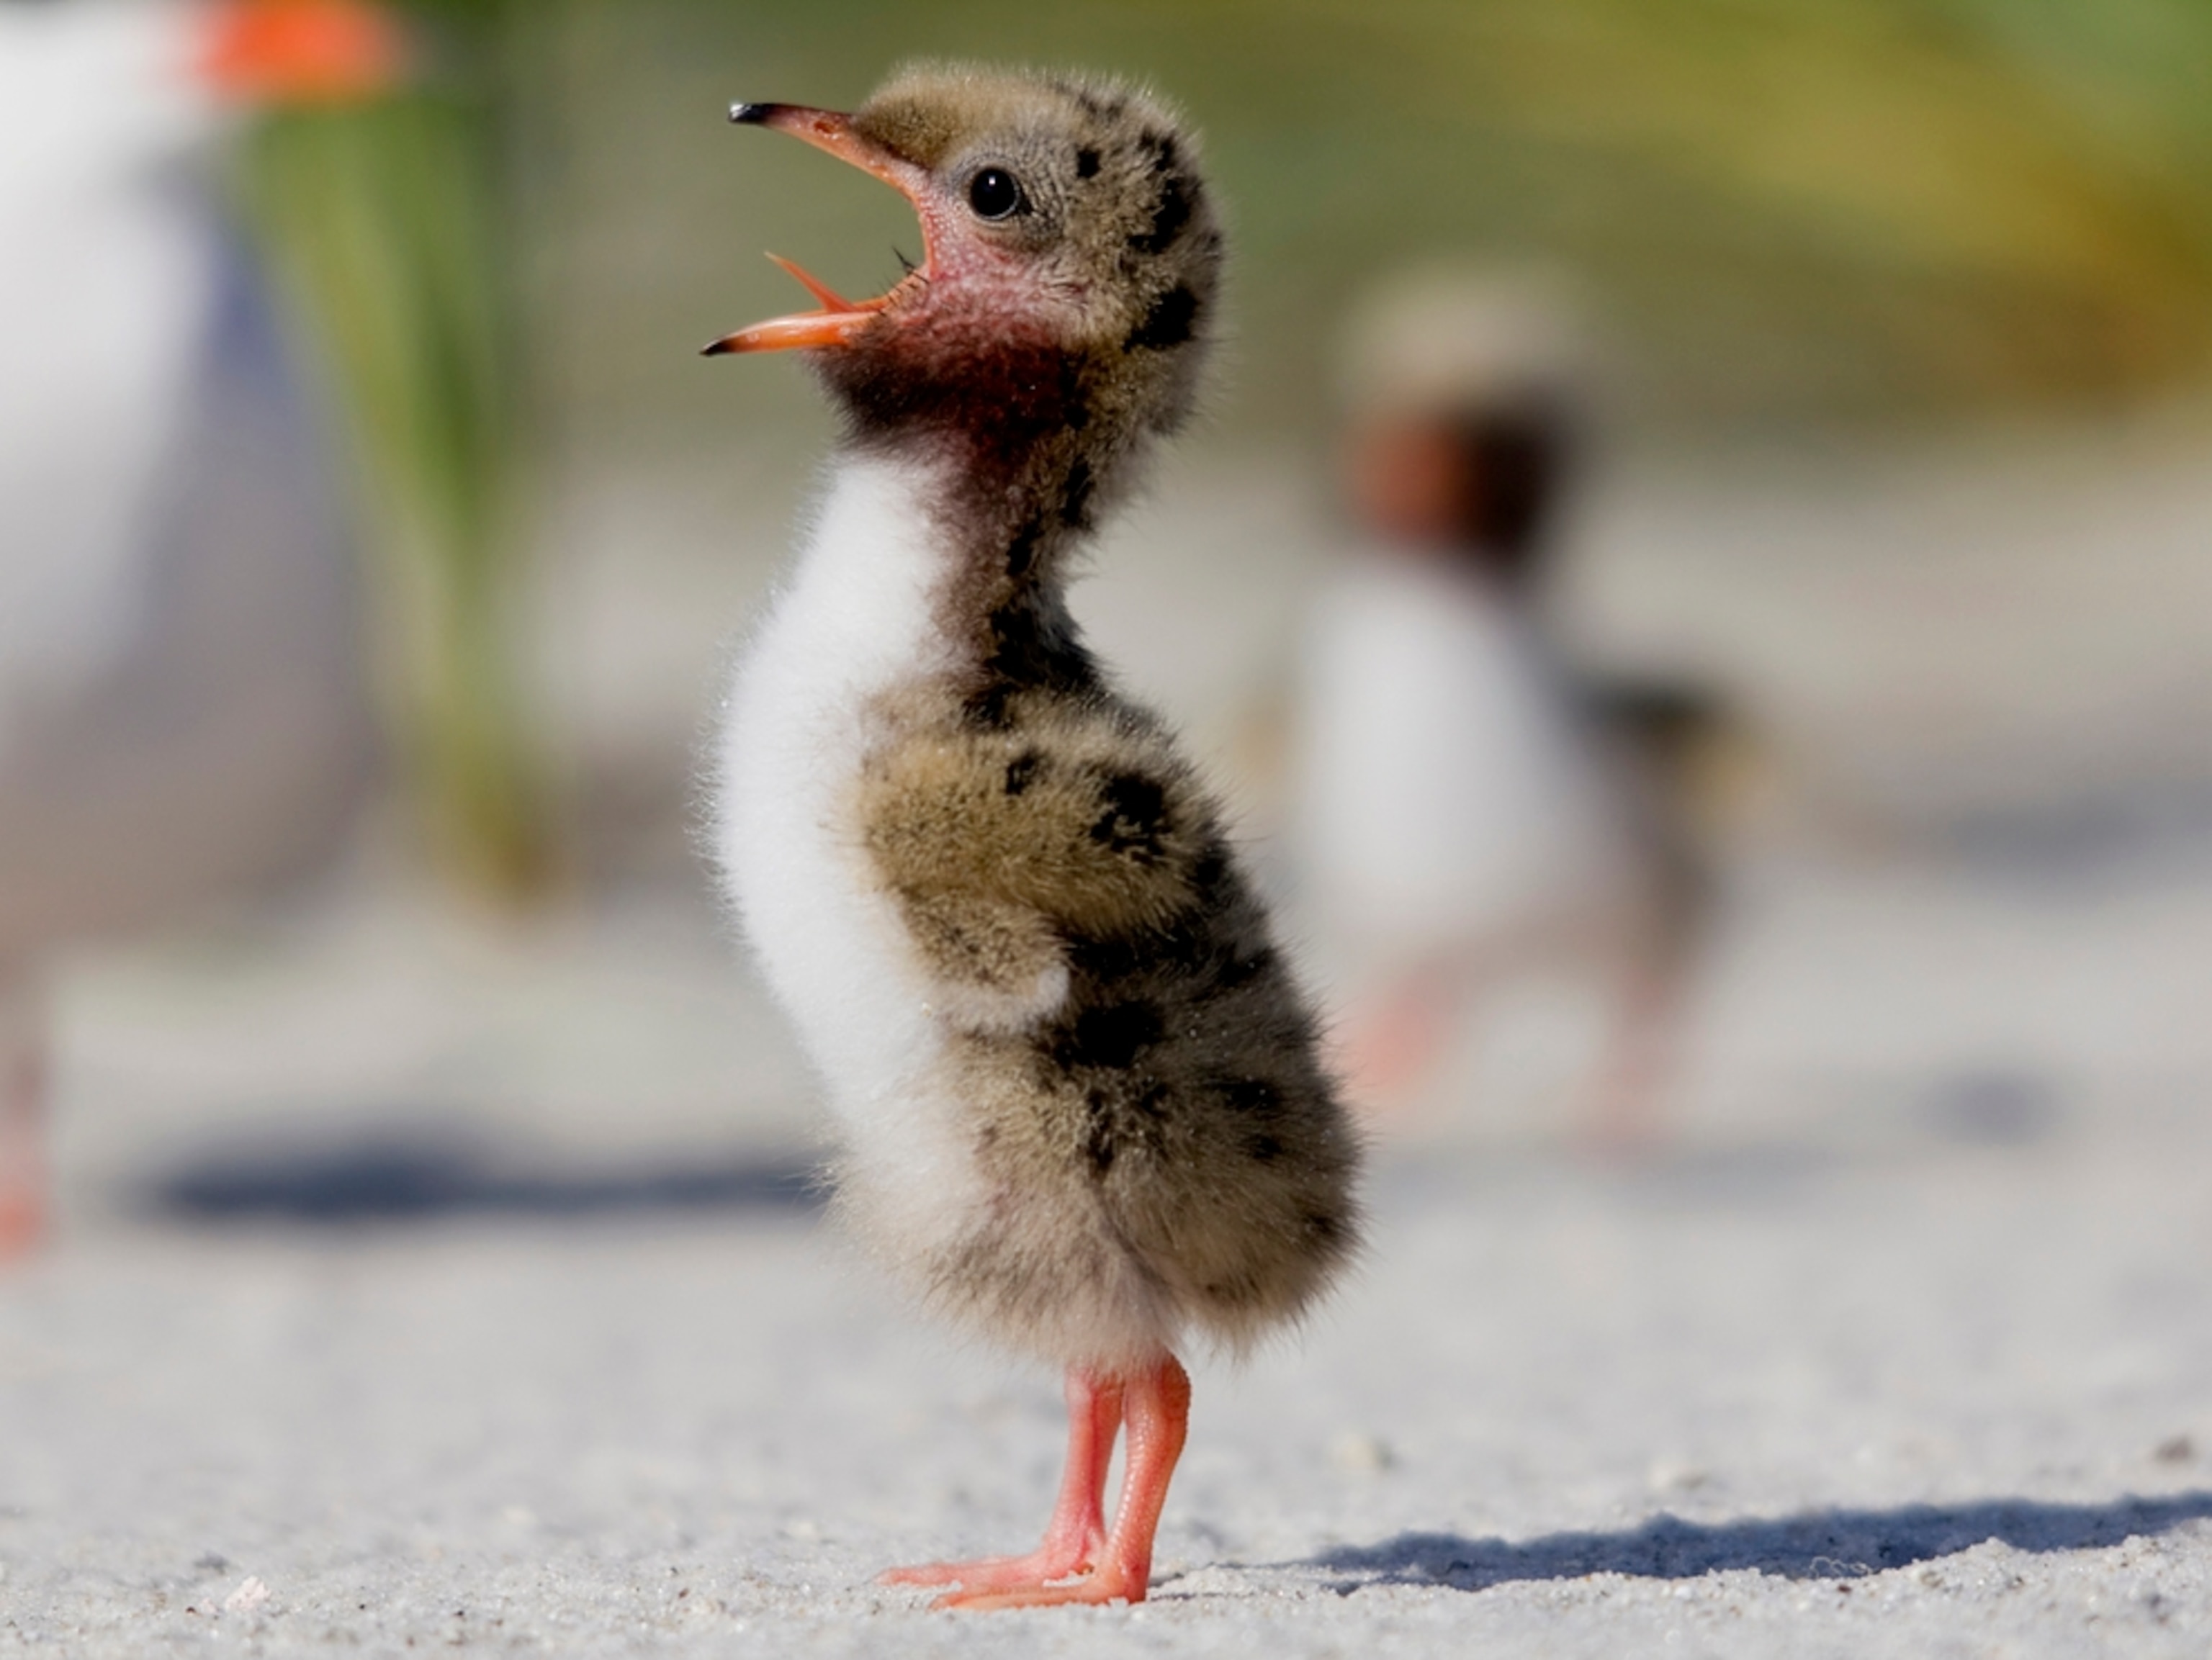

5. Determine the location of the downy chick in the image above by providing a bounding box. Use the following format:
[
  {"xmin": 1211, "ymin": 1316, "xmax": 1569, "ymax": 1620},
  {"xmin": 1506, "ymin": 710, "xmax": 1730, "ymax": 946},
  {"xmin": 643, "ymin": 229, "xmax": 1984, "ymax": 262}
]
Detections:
[{"xmin": 707, "ymin": 66, "xmax": 1361, "ymax": 1609}]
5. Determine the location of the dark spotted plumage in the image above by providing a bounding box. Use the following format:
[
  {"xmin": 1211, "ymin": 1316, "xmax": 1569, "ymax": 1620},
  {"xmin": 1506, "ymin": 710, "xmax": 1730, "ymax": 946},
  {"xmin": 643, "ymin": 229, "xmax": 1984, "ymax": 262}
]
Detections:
[
  {"xmin": 1130, "ymin": 172, "xmax": 1192, "ymax": 255},
  {"xmin": 1127, "ymin": 284, "xmax": 1200, "ymax": 351},
  {"xmin": 853, "ymin": 656, "xmax": 1360, "ymax": 1359},
  {"xmin": 1060, "ymin": 457, "xmax": 1094, "ymax": 528}
]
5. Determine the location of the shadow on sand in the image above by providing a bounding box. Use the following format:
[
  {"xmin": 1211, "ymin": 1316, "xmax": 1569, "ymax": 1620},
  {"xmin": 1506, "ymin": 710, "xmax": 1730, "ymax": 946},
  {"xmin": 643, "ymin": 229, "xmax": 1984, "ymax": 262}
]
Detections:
[
  {"xmin": 145, "ymin": 1129, "xmax": 823, "ymax": 1224},
  {"xmin": 1309, "ymin": 1491, "xmax": 2212, "ymax": 1589}
]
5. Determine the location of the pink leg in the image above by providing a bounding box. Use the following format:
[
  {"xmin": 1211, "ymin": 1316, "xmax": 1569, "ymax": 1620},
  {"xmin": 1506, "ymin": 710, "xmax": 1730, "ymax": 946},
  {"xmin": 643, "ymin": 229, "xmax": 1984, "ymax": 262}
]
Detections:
[
  {"xmin": 0, "ymin": 971, "xmax": 45, "ymax": 1262},
  {"xmin": 1581, "ymin": 952, "xmax": 1681, "ymax": 1159},
  {"xmin": 1340, "ymin": 970, "xmax": 1453, "ymax": 1117},
  {"xmin": 936, "ymin": 1354, "xmax": 1192, "ymax": 1610},
  {"xmin": 880, "ymin": 1367, "xmax": 1124, "ymax": 1592}
]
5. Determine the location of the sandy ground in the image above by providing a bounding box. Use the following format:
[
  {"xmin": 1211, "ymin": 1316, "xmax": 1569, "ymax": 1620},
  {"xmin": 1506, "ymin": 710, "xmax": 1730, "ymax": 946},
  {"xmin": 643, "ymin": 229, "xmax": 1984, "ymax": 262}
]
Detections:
[
  {"xmin": 5, "ymin": 834, "xmax": 2212, "ymax": 1658},
  {"xmin": 8, "ymin": 428, "xmax": 2212, "ymax": 1653}
]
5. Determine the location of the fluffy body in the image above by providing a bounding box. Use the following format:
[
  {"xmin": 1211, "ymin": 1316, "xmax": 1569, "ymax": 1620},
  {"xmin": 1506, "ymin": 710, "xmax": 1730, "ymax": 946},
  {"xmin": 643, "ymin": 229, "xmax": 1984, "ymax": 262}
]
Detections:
[{"xmin": 717, "ymin": 456, "xmax": 1357, "ymax": 1372}]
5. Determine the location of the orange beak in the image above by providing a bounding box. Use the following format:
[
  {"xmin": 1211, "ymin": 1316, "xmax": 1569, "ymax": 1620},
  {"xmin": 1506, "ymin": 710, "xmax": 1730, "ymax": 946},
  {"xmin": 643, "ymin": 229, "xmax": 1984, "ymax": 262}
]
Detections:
[
  {"xmin": 197, "ymin": 0, "xmax": 408, "ymax": 106},
  {"xmin": 703, "ymin": 104, "xmax": 932, "ymax": 358}
]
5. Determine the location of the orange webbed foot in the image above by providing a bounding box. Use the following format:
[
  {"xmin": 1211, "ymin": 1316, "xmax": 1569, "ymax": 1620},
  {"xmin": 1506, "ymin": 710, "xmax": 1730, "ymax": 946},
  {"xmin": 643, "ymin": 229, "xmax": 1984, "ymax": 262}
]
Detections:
[
  {"xmin": 879, "ymin": 1366, "xmax": 1121, "ymax": 1601},
  {"xmin": 884, "ymin": 1355, "xmax": 1189, "ymax": 1614},
  {"xmin": 878, "ymin": 1542, "xmax": 1094, "ymax": 1592},
  {"xmin": 931, "ymin": 1564, "xmax": 1145, "ymax": 1610}
]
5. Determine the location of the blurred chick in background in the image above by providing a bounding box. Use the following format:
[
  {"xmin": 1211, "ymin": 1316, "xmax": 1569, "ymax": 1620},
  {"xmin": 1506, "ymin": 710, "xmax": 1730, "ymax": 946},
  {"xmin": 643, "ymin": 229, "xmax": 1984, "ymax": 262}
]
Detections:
[
  {"xmin": 0, "ymin": 0, "xmax": 400, "ymax": 1256},
  {"xmin": 1290, "ymin": 274, "xmax": 1714, "ymax": 1150}
]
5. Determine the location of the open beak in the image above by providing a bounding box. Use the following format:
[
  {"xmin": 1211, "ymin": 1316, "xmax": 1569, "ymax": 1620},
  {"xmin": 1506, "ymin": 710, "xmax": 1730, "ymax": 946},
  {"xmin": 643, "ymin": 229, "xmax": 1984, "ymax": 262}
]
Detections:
[{"xmin": 703, "ymin": 103, "xmax": 932, "ymax": 357}]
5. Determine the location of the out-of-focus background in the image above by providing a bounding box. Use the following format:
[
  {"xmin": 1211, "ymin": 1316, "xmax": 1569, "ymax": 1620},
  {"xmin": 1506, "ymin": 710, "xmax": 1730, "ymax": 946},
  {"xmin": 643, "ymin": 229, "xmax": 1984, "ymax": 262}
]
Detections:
[
  {"xmin": 15, "ymin": 0, "xmax": 2210, "ymax": 1195},
  {"xmin": 6, "ymin": 1, "xmax": 2212, "ymax": 1651}
]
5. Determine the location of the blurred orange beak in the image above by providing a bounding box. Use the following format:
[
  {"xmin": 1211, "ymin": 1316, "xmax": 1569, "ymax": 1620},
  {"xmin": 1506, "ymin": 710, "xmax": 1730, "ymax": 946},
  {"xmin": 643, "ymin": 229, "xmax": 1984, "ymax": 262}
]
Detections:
[
  {"xmin": 703, "ymin": 104, "xmax": 932, "ymax": 357},
  {"xmin": 198, "ymin": 0, "xmax": 407, "ymax": 106}
]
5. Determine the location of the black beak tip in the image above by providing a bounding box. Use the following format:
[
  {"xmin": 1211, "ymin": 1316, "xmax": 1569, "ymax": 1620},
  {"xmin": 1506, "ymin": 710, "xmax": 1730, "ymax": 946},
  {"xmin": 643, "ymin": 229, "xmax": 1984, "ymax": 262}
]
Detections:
[
  {"xmin": 729, "ymin": 102, "xmax": 775, "ymax": 125},
  {"xmin": 701, "ymin": 338, "xmax": 733, "ymax": 357}
]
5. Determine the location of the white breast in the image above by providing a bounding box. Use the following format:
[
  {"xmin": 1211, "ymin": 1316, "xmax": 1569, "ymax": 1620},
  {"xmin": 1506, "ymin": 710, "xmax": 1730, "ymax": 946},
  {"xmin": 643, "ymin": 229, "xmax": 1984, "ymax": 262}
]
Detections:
[
  {"xmin": 1292, "ymin": 555, "xmax": 1634, "ymax": 964},
  {"xmin": 0, "ymin": 1, "xmax": 222, "ymax": 747},
  {"xmin": 712, "ymin": 455, "xmax": 977, "ymax": 1209}
]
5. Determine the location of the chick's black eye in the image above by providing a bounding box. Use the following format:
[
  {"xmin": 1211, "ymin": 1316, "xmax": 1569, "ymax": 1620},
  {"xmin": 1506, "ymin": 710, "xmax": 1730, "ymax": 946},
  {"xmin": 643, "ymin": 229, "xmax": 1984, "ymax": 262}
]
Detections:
[{"xmin": 967, "ymin": 167, "xmax": 1025, "ymax": 220}]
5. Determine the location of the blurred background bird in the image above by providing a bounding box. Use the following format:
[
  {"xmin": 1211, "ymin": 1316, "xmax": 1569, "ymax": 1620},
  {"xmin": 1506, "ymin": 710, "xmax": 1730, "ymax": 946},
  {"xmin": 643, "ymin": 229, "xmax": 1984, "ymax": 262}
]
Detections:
[
  {"xmin": 1288, "ymin": 274, "xmax": 1725, "ymax": 1149},
  {"xmin": 0, "ymin": 0, "xmax": 379, "ymax": 1253},
  {"xmin": 0, "ymin": 0, "xmax": 541, "ymax": 1258}
]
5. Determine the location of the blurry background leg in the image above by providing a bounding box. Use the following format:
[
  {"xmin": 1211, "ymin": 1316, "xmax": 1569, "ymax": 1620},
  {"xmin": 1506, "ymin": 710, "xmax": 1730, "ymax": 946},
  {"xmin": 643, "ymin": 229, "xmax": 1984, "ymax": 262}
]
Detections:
[
  {"xmin": 1339, "ymin": 948, "xmax": 1511, "ymax": 1126},
  {"xmin": 1583, "ymin": 937, "xmax": 1689, "ymax": 1158},
  {"xmin": 1339, "ymin": 965, "xmax": 1457, "ymax": 1121},
  {"xmin": 0, "ymin": 966, "xmax": 46, "ymax": 1259}
]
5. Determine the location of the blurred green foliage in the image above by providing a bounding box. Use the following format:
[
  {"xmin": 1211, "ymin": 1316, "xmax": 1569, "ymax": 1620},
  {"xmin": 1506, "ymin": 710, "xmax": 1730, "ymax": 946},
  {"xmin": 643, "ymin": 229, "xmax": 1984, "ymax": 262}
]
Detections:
[
  {"xmin": 235, "ymin": 4, "xmax": 552, "ymax": 899},
  {"xmin": 547, "ymin": 0, "xmax": 2212, "ymax": 442},
  {"xmin": 232, "ymin": 0, "xmax": 2212, "ymax": 896}
]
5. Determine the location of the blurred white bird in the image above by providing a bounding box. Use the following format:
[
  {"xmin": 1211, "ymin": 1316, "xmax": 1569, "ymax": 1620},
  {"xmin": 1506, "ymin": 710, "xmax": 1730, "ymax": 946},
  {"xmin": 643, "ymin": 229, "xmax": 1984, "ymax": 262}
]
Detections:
[
  {"xmin": 0, "ymin": 0, "xmax": 400, "ymax": 1255},
  {"xmin": 1290, "ymin": 276, "xmax": 1706, "ymax": 1149}
]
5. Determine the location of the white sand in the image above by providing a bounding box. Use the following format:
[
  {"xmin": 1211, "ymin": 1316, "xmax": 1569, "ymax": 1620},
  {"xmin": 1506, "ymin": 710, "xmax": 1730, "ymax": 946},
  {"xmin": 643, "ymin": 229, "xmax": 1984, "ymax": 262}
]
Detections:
[
  {"xmin": 6, "ymin": 843, "xmax": 2212, "ymax": 1656},
  {"xmin": 5, "ymin": 1142, "xmax": 2209, "ymax": 1656}
]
